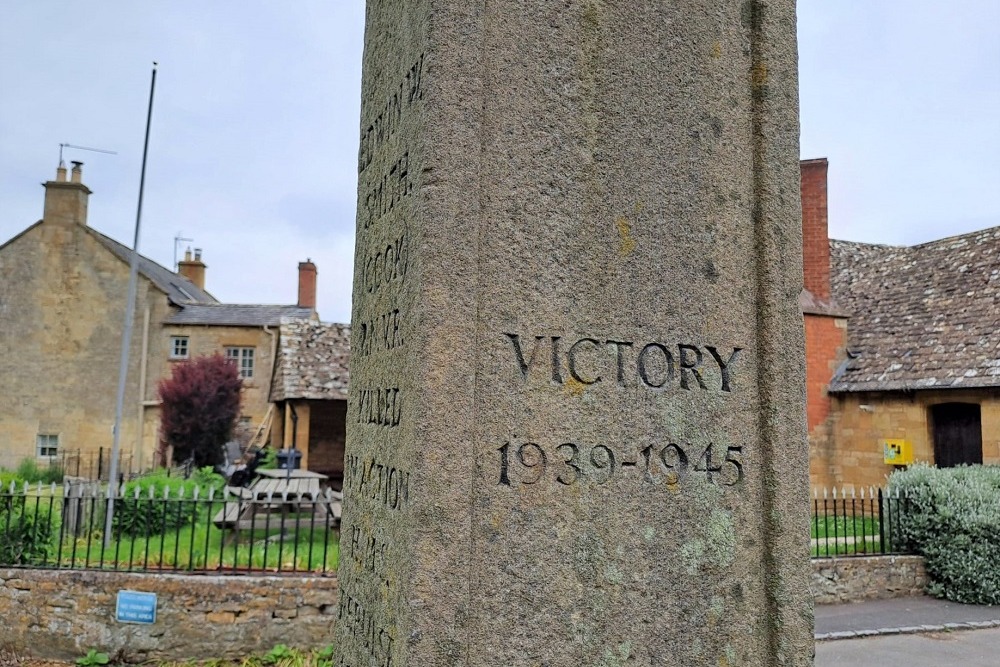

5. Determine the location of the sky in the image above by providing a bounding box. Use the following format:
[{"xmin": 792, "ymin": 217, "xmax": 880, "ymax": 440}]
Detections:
[{"xmin": 1, "ymin": 2, "xmax": 998, "ymax": 324}]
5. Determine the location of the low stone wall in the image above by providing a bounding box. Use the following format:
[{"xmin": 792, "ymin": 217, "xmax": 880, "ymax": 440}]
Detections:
[
  {"xmin": 812, "ymin": 555, "xmax": 927, "ymax": 604},
  {"xmin": 0, "ymin": 569, "xmax": 338, "ymax": 661}
]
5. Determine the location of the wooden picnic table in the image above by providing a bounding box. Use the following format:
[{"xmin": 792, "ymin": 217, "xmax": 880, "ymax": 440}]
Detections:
[
  {"xmin": 250, "ymin": 468, "xmax": 327, "ymax": 500},
  {"xmin": 212, "ymin": 469, "xmax": 342, "ymax": 534}
]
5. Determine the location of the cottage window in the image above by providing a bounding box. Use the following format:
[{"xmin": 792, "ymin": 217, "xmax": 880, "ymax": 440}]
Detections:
[
  {"xmin": 226, "ymin": 347, "xmax": 255, "ymax": 379},
  {"xmin": 36, "ymin": 434, "xmax": 59, "ymax": 459},
  {"xmin": 169, "ymin": 336, "xmax": 190, "ymax": 359}
]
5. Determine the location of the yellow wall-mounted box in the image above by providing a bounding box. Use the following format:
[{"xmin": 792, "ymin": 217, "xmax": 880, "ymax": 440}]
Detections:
[{"xmin": 882, "ymin": 439, "xmax": 914, "ymax": 465}]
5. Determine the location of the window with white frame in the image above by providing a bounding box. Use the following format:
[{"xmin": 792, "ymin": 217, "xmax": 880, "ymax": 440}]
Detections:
[
  {"xmin": 36, "ymin": 434, "xmax": 59, "ymax": 459},
  {"xmin": 225, "ymin": 346, "xmax": 255, "ymax": 379},
  {"xmin": 169, "ymin": 336, "xmax": 190, "ymax": 359}
]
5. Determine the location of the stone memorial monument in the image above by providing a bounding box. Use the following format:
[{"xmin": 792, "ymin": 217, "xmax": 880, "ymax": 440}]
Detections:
[{"xmin": 335, "ymin": 1, "xmax": 812, "ymax": 665}]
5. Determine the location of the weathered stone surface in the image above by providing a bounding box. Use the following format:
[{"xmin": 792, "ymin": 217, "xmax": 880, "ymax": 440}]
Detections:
[
  {"xmin": 812, "ymin": 556, "xmax": 928, "ymax": 604},
  {"xmin": 0, "ymin": 569, "xmax": 338, "ymax": 661},
  {"xmin": 337, "ymin": 1, "xmax": 811, "ymax": 665}
]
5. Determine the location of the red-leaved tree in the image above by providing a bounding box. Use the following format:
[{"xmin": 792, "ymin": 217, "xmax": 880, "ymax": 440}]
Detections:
[{"xmin": 158, "ymin": 353, "xmax": 242, "ymax": 468}]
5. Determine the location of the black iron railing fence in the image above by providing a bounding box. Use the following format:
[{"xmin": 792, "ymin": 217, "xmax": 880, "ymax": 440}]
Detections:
[
  {"xmin": 811, "ymin": 486, "xmax": 912, "ymax": 558},
  {"xmin": 0, "ymin": 481, "xmax": 340, "ymax": 574},
  {"xmin": 1, "ymin": 481, "xmax": 907, "ymax": 570}
]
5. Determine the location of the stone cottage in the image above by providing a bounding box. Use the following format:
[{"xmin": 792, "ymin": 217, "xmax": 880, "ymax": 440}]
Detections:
[
  {"xmin": 0, "ymin": 164, "xmax": 316, "ymax": 474},
  {"xmin": 802, "ymin": 158, "xmax": 1000, "ymax": 488}
]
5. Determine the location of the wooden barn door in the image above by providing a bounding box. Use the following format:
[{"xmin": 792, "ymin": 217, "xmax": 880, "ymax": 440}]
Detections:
[{"xmin": 931, "ymin": 403, "xmax": 983, "ymax": 467}]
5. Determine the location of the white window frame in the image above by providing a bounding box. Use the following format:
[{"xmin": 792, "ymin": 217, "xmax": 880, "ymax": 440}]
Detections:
[
  {"xmin": 225, "ymin": 346, "xmax": 255, "ymax": 379},
  {"xmin": 169, "ymin": 336, "xmax": 190, "ymax": 359},
  {"xmin": 36, "ymin": 434, "xmax": 59, "ymax": 459}
]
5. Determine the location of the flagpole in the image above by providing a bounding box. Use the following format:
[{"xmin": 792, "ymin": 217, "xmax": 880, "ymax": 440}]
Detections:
[{"xmin": 105, "ymin": 62, "xmax": 158, "ymax": 547}]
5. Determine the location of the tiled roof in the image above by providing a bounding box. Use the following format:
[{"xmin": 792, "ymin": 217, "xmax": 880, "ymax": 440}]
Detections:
[
  {"xmin": 270, "ymin": 318, "xmax": 350, "ymax": 401},
  {"xmin": 85, "ymin": 227, "xmax": 217, "ymax": 305},
  {"xmin": 828, "ymin": 226, "xmax": 1000, "ymax": 392},
  {"xmin": 165, "ymin": 304, "xmax": 315, "ymax": 327}
]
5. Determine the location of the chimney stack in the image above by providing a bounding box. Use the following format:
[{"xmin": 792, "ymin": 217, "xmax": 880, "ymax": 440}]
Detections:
[
  {"xmin": 43, "ymin": 162, "xmax": 91, "ymax": 226},
  {"xmin": 177, "ymin": 246, "xmax": 207, "ymax": 290},
  {"xmin": 298, "ymin": 259, "xmax": 317, "ymax": 310},
  {"xmin": 800, "ymin": 158, "xmax": 831, "ymax": 301}
]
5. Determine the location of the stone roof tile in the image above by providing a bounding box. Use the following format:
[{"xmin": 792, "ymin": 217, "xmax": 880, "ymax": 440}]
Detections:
[
  {"xmin": 829, "ymin": 226, "xmax": 1000, "ymax": 392},
  {"xmin": 165, "ymin": 304, "xmax": 315, "ymax": 327},
  {"xmin": 85, "ymin": 227, "xmax": 217, "ymax": 305},
  {"xmin": 270, "ymin": 318, "xmax": 350, "ymax": 401}
]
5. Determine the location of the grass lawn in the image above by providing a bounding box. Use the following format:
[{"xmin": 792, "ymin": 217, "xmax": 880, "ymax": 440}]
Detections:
[
  {"xmin": 49, "ymin": 520, "xmax": 340, "ymax": 573},
  {"xmin": 810, "ymin": 513, "xmax": 902, "ymax": 557}
]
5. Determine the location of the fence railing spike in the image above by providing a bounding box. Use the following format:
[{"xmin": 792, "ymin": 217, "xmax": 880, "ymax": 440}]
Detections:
[
  {"xmin": 193, "ymin": 485, "xmax": 200, "ymax": 500},
  {"xmin": 163, "ymin": 486, "xmax": 170, "ymax": 500},
  {"xmin": 860, "ymin": 487, "xmax": 866, "ymax": 499},
  {"xmin": 208, "ymin": 487, "xmax": 216, "ymax": 501}
]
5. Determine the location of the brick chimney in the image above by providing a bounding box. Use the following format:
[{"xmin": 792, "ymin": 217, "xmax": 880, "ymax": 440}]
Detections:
[
  {"xmin": 801, "ymin": 158, "xmax": 830, "ymax": 300},
  {"xmin": 43, "ymin": 161, "xmax": 91, "ymax": 226},
  {"xmin": 298, "ymin": 259, "xmax": 317, "ymax": 310},
  {"xmin": 177, "ymin": 247, "xmax": 207, "ymax": 290}
]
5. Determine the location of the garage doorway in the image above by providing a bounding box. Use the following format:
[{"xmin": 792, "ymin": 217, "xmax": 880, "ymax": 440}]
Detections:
[{"xmin": 930, "ymin": 403, "xmax": 983, "ymax": 468}]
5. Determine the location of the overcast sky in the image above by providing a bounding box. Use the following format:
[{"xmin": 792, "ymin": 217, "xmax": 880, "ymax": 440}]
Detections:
[{"xmin": 2, "ymin": 2, "xmax": 997, "ymax": 324}]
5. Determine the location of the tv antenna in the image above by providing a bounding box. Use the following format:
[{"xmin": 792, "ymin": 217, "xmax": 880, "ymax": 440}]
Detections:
[
  {"xmin": 59, "ymin": 143, "xmax": 118, "ymax": 164},
  {"xmin": 174, "ymin": 233, "xmax": 194, "ymax": 270}
]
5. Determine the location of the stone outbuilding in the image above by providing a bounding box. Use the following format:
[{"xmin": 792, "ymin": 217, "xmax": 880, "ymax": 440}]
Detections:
[
  {"xmin": 802, "ymin": 159, "xmax": 1000, "ymax": 488},
  {"xmin": 269, "ymin": 318, "xmax": 351, "ymax": 487}
]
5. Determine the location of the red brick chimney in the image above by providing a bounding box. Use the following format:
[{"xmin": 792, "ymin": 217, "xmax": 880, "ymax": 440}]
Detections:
[
  {"xmin": 177, "ymin": 247, "xmax": 207, "ymax": 290},
  {"xmin": 43, "ymin": 161, "xmax": 91, "ymax": 226},
  {"xmin": 801, "ymin": 158, "xmax": 830, "ymax": 300},
  {"xmin": 298, "ymin": 259, "xmax": 317, "ymax": 310}
]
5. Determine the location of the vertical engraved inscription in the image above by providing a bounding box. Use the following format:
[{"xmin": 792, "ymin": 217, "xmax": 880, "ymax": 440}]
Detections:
[{"xmin": 358, "ymin": 54, "xmax": 424, "ymax": 175}]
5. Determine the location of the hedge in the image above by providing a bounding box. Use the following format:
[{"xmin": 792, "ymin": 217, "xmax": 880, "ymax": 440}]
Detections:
[{"xmin": 889, "ymin": 463, "xmax": 1000, "ymax": 605}]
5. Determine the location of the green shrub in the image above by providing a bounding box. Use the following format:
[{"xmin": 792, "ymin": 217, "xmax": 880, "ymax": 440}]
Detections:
[
  {"xmin": 888, "ymin": 463, "xmax": 1000, "ymax": 604},
  {"xmin": 0, "ymin": 458, "xmax": 64, "ymax": 486},
  {"xmin": 0, "ymin": 495, "xmax": 59, "ymax": 565},
  {"xmin": 15, "ymin": 458, "xmax": 64, "ymax": 484},
  {"xmin": 113, "ymin": 468, "xmax": 225, "ymax": 537}
]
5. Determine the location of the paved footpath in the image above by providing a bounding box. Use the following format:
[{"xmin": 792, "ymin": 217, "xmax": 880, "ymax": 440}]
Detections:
[
  {"xmin": 816, "ymin": 627, "xmax": 1000, "ymax": 667},
  {"xmin": 815, "ymin": 596, "xmax": 1000, "ymax": 667}
]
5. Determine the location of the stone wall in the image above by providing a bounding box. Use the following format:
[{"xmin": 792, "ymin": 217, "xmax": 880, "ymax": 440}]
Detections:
[
  {"xmin": 812, "ymin": 556, "xmax": 927, "ymax": 604},
  {"xmin": 818, "ymin": 390, "xmax": 1000, "ymax": 489},
  {"xmin": 0, "ymin": 569, "xmax": 338, "ymax": 661}
]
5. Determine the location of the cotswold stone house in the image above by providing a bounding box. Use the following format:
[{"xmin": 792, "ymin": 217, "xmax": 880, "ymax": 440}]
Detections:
[
  {"xmin": 803, "ymin": 159, "xmax": 1000, "ymax": 488},
  {"xmin": 0, "ymin": 164, "xmax": 316, "ymax": 473}
]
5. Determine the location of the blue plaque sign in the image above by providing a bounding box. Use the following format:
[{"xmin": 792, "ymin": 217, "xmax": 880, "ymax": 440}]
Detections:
[{"xmin": 116, "ymin": 590, "xmax": 157, "ymax": 624}]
